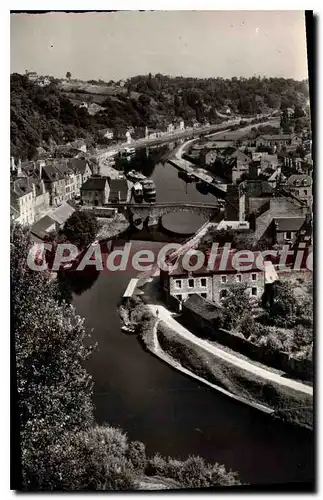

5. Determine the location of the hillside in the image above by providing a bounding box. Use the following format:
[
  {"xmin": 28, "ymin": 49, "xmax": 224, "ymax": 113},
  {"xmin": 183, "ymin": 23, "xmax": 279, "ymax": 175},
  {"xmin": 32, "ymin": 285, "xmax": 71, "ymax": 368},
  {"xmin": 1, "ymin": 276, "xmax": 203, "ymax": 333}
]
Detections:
[{"xmin": 11, "ymin": 73, "xmax": 309, "ymax": 161}]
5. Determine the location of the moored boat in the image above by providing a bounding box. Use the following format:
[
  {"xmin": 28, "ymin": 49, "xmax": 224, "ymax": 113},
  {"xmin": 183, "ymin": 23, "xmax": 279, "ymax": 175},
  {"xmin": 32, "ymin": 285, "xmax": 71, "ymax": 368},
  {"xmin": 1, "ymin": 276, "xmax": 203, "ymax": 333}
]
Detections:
[
  {"xmin": 142, "ymin": 178, "xmax": 156, "ymax": 202},
  {"xmin": 126, "ymin": 169, "xmax": 147, "ymax": 182},
  {"xmin": 132, "ymin": 182, "xmax": 143, "ymax": 203}
]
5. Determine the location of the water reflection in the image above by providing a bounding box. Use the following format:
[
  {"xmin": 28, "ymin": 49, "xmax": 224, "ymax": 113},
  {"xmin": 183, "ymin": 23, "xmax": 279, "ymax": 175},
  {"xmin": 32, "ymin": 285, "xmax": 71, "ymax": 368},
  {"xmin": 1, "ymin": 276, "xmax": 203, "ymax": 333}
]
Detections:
[
  {"xmin": 115, "ymin": 145, "xmax": 170, "ymax": 178},
  {"xmin": 58, "ymin": 268, "xmax": 101, "ymax": 303}
]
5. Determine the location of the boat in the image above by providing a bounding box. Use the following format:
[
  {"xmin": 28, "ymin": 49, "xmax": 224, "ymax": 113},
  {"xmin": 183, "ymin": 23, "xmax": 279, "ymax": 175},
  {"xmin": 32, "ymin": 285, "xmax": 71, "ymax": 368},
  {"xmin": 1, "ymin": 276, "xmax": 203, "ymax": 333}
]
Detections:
[
  {"xmin": 178, "ymin": 170, "xmax": 195, "ymax": 183},
  {"xmin": 142, "ymin": 178, "xmax": 156, "ymax": 202},
  {"xmin": 196, "ymin": 181, "xmax": 209, "ymax": 195},
  {"xmin": 126, "ymin": 169, "xmax": 147, "ymax": 182},
  {"xmin": 132, "ymin": 182, "xmax": 143, "ymax": 203}
]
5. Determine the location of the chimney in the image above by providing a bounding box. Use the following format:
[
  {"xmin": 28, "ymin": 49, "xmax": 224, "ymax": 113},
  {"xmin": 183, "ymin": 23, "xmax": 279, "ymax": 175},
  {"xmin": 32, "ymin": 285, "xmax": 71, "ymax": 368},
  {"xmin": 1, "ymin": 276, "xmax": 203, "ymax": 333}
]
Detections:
[
  {"xmin": 32, "ymin": 181, "xmax": 36, "ymax": 198},
  {"xmin": 11, "ymin": 157, "xmax": 16, "ymax": 172},
  {"xmin": 238, "ymin": 182, "xmax": 246, "ymax": 222},
  {"xmin": 17, "ymin": 159, "xmax": 22, "ymax": 177}
]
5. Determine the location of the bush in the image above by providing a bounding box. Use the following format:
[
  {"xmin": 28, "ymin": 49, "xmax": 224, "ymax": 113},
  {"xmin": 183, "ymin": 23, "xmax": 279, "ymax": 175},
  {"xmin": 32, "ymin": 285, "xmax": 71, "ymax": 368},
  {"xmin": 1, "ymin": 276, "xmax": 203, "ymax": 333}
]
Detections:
[
  {"xmin": 126, "ymin": 441, "xmax": 147, "ymax": 473},
  {"xmin": 146, "ymin": 453, "xmax": 168, "ymax": 476},
  {"xmin": 44, "ymin": 426, "xmax": 136, "ymax": 491}
]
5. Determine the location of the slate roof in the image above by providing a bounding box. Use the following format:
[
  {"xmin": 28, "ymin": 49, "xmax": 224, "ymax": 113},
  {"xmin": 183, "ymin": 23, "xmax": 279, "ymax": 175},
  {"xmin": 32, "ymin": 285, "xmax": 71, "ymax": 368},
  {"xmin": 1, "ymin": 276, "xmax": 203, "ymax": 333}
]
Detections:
[
  {"xmin": 258, "ymin": 134, "xmax": 295, "ymax": 141},
  {"xmin": 30, "ymin": 215, "xmax": 57, "ymax": 240},
  {"xmin": 168, "ymin": 249, "xmax": 262, "ymax": 276},
  {"xmin": 286, "ymin": 175, "xmax": 312, "ymax": 187},
  {"xmin": 108, "ymin": 178, "xmax": 128, "ymax": 202},
  {"xmin": 41, "ymin": 164, "xmax": 65, "ymax": 182},
  {"xmin": 81, "ymin": 177, "xmax": 108, "ymax": 191},
  {"xmin": 11, "ymin": 178, "xmax": 33, "ymax": 198},
  {"xmin": 50, "ymin": 202, "xmax": 75, "ymax": 225},
  {"xmin": 182, "ymin": 294, "xmax": 222, "ymax": 321},
  {"xmin": 274, "ymin": 217, "xmax": 305, "ymax": 232},
  {"xmin": 244, "ymin": 180, "xmax": 274, "ymax": 197},
  {"xmin": 68, "ymin": 158, "xmax": 90, "ymax": 175}
]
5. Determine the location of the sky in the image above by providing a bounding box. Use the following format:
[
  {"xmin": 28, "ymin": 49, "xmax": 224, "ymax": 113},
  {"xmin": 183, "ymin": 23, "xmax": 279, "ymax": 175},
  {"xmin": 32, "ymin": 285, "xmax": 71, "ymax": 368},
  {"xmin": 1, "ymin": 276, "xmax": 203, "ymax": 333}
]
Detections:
[{"xmin": 10, "ymin": 10, "xmax": 309, "ymax": 81}]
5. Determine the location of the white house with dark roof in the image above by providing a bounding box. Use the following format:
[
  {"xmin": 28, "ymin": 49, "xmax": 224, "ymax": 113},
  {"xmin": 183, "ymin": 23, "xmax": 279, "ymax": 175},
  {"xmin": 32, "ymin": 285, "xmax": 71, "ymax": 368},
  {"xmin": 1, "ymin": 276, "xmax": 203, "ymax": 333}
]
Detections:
[
  {"xmin": 81, "ymin": 177, "xmax": 110, "ymax": 206},
  {"xmin": 256, "ymin": 134, "xmax": 301, "ymax": 149},
  {"xmin": 284, "ymin": 175, "xmax": 312, "ymax": 208},
  {"xmin": 10, "ymin": 178, "xmax": 35, "ymax": 225}
]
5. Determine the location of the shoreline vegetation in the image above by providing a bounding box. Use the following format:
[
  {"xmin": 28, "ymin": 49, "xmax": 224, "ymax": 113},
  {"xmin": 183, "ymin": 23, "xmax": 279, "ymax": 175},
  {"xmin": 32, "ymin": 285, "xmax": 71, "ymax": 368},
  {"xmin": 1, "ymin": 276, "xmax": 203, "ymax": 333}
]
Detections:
[
  {"xmin": 121, "ymin": 297, "xmax": 313, "ymax": 431},
  {"xmin": 12, "ymin": 224, "xmax": 242, "ymax": 491}
]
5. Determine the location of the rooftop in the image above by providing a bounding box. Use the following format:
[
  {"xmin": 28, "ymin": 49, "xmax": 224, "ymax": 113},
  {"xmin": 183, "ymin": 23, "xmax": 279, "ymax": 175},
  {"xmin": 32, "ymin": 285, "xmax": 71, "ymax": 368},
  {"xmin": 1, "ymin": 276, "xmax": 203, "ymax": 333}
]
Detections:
[
  {"xmin": 30, "ymin": 215, "xmax": 57, "ymax": 240},
  {"xmin": 50, "ymin": 202, "xmax": 75, "ymax": 226},
  {"xmin": 286, "ymin": 175, "xmax": 312, "ymax": 187},
  {"xmin": 274, "ymin": 217, "xmax": 305, "ymax": 232},
  {"xmin": 81, "ymin": 177, "xmax": 108, "ymax": 191},
  {"xmin": 182, "ymin": 294, "xmax": 222, "ymax": 321}
]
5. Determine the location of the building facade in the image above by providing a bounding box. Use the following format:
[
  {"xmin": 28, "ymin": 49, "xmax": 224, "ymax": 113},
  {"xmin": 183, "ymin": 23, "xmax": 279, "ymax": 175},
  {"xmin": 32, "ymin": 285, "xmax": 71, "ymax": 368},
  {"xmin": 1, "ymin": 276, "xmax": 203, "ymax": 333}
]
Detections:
[{"xmin": 81, "ymin": 177, "xmax": 110, "ymax": 206}]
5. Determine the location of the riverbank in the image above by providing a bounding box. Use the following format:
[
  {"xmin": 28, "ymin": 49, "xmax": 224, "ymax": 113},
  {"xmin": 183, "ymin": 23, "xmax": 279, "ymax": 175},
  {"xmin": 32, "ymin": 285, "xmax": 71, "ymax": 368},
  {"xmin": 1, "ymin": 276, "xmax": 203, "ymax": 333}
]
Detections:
[{"xmin": 132, "ymin": 304, "xmax": 313, "ymax": 430}]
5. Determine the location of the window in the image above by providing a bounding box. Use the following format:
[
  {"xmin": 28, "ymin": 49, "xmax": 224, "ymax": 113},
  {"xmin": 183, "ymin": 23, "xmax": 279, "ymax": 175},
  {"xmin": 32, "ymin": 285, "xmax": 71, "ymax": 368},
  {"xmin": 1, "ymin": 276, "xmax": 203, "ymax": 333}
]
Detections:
[
  {"xmin": 251, "ymin": 273, "xmax": 257, "ymax": 281},
  {"xmin": 221, "ymin": 275, "xmax": 227, "ymax": 284},
  {"xmin": 188, "ymin": 278, "xmax": 194, "ymax": 288},
  {"xmin": 251, "ymin": 287, "xmax": 257, "ymax": 296},
  {"xmin": 201, "ymin": 293, "xmax": 207, "ymax": 299},
  {"xmin": 200, "ymin": 278, "xmax": 207, "ymax": 287},
  {"xmin": 285, "ymin": 231, "xmax": 292, "ymax": 240},
  {"xmin": 177, "ymin": 294, "xmax": 182, "ymax": 301},
  {"xmin": 175, "ymin": 280, "xmax": 182, "ymax": 289},
  {"xmin": 304, "ymin": 190, "xmax": 308, "ymax": 195},
  {"xmin": 220, "ymin": 289, "xmax": 228, "ymax": 300},
  {"xmin": 236, "ymin": 274, "xmax": 242, "ymax": 283}
]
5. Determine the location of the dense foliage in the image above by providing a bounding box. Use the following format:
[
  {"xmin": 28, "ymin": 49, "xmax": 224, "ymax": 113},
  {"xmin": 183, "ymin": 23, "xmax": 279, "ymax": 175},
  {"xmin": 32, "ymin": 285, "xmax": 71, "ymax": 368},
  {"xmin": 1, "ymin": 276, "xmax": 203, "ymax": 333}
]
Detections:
[
  {"xmin": 11, "ymin": 73, "xmax": 96, "ymax": 160},
  {"xmin": 11, "ymin": 224, "xmax": 94, "ymax": 489},
  {"xmin": 11, "ymin": 223, "xmax": 241, "ymax": 490},
  {"xmin": 11, "ymin": 72, "xmax": 309, "ymax": 160},
  {"xmin": 62, "ymin": 210, "xmax": 99, "ymax": 249}
]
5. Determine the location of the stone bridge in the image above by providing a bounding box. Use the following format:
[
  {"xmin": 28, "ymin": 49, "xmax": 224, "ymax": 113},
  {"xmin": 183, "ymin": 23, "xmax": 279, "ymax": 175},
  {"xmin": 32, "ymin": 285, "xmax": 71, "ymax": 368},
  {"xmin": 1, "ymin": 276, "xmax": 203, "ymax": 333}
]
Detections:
[{"xmin": 82, "ymin": 202, "xmax": 222, "ymax": 226}]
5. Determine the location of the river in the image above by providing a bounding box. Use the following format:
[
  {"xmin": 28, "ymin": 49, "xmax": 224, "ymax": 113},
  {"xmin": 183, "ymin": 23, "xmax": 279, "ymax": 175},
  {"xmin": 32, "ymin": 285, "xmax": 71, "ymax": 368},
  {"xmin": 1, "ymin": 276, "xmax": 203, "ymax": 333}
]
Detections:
[{"xmin": 72, "ymin": 147, "xmax": 314, "ymax": 486}]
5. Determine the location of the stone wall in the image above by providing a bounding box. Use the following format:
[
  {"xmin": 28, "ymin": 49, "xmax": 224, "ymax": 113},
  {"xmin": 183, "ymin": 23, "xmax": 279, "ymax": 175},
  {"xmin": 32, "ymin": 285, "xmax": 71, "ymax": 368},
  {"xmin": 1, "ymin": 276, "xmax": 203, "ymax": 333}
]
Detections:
[{"xmin": 180, "ymin": 304, "xmax": 313, "ymax": 381}]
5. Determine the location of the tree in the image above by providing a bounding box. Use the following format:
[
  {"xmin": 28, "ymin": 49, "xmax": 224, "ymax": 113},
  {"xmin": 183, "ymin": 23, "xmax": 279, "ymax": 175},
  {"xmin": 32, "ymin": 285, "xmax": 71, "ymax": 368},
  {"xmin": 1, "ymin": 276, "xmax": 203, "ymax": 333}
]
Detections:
[
  {"xmin": 268, "ymin": 281, "xmax": 297, "ymax": 326},
  {"xmin": 11, "ymin": 224, "xmax": 94, "ymax": 489},
  {"xmin": 62, "ymin": 210, "xmax": 99, "ymax": 249},
  {"xmin": 66, "ymin": 71, "xmax": 71, "ymax": 80},
  {"xmin": 219, "ymin": 284, "xmax": 253, "ymax": 330}
]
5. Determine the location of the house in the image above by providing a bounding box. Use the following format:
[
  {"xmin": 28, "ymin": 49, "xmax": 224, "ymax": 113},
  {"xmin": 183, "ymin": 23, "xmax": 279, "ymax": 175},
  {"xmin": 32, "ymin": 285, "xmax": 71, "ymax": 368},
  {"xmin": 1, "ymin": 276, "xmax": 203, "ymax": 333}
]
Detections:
[
  {"xmin": 81, "ymin": 177, "xmax": 110, "ymax": 206},
  {"xmin": 273, "ymin": 217, "xmax": 306, "ymax": 246},
  {"xmin": 40, "ymin": 164, "xmax": 67, "ymax": 206},
  {"xmin": 215, "ymin": 149, "xmax": 251, "ymax": 184},
  {"xmin": 167, "ymin": 123, "xmax": 175, "ymax": 134},
  {"xmin": 30, "ymin": 215, "xmax": 58, "ymax": 241},
  {"xmin": 30, "ymin": 179, "xmax": 50, "ymax": 221},
  {"xmin": 68, "ymin": 158, "xmax": 92, "ymax": 184},
  {"xmin": 237, "ymin": 196, "xmax": 309, "ymax": 249},
  {"xmin": 181, "ymin": 294, "xmax": 223, "ymax": 330},
  {"xmin": 283, "ymin": 175, "xmax": 312, "ymax": 208},
  {"xmin": 49, "ymin": 202, "xmax": 75, "ymax": 226},
  {"xmin": 53, "ymin": 161, "xmax": 76, "ymax": 201},
  {"xmin": 160, "ymin": 249, "xmax": 266, "ymax": 304},
  {"xmin": 68, "ymin": 139, "xmax": 87, "ymax": 153},
  {"xmin": 225, "ymin": 180, "xmax": 274, "ymax": 221},
  {"xmin": 256, "ymin": 134, "xmax": 301, "ymax": 149},
  {"xmin": 25, "ymin": 71, "xmax": 38, "ymax": 82},
  {"xmin": 108, "ymin": 178, "xmax": 129, "ymax": 203},
  {"xmin": 98, "ymin": 128, "xmax": 114, "ymax": 140},
  {"xmin": 38, "ymin": 77, "xmax": 51, "ymax": 87},
  {"xmin": 10, "ymin": 179, "xmax": 35, "ymax": 225},
  {"xmin": 199, "ymin": 149, "xmax": 217, "ymax": 166}
]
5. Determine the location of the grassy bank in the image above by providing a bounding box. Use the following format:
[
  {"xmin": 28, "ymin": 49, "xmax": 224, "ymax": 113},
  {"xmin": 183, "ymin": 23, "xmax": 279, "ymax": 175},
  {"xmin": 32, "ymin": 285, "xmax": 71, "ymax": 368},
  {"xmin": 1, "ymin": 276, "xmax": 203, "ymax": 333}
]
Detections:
[{"xmin": 157, "ymin": 322, "xmax": 313, "ymax": 431}]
